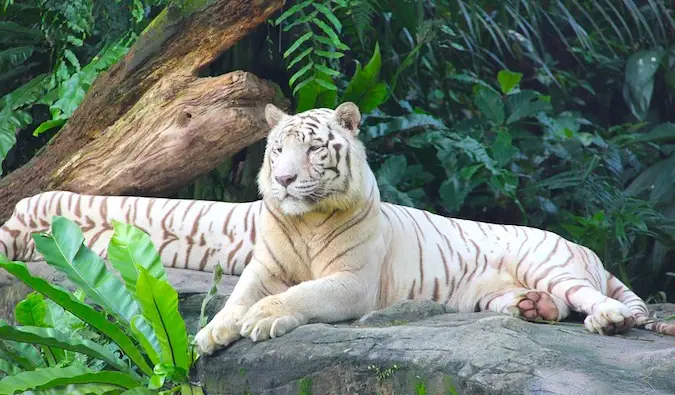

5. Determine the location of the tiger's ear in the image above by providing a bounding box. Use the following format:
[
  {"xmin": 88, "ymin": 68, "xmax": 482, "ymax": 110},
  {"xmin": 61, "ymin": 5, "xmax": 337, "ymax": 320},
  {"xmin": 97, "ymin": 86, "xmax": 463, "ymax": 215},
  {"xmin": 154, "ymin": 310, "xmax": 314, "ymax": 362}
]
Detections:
[
  {"xmin": 334, "ymin": 102, "xmax": 361, "ymax": 136},
  {"xmin": 265, "ymin": 103, "xmax": 287, "ymax": 128}
]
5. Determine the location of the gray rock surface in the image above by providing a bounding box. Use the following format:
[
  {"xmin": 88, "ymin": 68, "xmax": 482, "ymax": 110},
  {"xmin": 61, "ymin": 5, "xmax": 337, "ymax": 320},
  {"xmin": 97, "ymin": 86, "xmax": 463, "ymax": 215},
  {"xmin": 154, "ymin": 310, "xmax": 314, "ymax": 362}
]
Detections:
[
  {"xmin": 3, "ymin": 263, "xmax": 675, "ymax": 394},
  {"xmin": 183, "ymin": 294, "xmax": 675, "ymax": 395}
]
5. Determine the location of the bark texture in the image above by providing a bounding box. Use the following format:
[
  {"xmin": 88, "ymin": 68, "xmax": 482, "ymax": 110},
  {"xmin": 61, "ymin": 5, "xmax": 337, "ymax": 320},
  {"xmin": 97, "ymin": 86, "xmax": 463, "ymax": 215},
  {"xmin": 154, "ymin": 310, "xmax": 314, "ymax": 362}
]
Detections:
[{"xmin": 0, "ymin": 0, "xmax": 288, "ymax": 222}]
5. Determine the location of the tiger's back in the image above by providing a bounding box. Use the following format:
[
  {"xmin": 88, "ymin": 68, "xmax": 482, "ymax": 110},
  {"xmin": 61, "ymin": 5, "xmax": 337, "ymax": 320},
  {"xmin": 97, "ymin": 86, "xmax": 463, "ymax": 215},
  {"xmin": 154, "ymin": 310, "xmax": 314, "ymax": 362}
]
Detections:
[{"xmin": 1, "ymin": 191, "xmax": 260, "ymax": 274}]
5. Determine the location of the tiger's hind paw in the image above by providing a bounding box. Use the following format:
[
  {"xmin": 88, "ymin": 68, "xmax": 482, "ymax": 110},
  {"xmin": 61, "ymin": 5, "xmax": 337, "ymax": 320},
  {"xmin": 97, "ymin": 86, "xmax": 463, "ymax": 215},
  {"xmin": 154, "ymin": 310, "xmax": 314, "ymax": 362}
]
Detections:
[
  {"xmin": 508, "ymin": 291, "xmax": 562, "ymax": 322},
  {"xmin": 584, "ymin": 302, "xmax": 634, "ymax": 335}
]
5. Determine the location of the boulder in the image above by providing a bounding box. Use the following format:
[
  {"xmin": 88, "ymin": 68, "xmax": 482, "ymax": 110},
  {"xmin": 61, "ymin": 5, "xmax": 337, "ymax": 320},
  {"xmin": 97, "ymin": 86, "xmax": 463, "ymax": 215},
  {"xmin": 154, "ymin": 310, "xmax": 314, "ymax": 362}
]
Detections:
[
  {"xmin": 183, "ymin": 294, "xmax": 675, "ymax": 395},
  {"xmin": 3, "ymin": 264, "xmax": 674, "ymax": 394}
]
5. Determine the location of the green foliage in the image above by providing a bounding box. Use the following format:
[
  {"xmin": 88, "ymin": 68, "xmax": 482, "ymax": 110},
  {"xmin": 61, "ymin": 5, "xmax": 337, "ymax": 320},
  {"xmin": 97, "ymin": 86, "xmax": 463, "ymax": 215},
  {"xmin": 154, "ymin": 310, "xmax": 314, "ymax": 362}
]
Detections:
[
  {"xmin": 0, "ymin": 0, "xmax": 168, "ymax": 176},
  {"xmin": 274, "ymin": 0, "xmax": 351, "ymax": 95},
  {"xmin": 0, "ymin": 216, "xmax": 202, "ymax": 393},
  {"xmin": 310, "ymin": 0, "xmax": 675, "ymax": 299}
]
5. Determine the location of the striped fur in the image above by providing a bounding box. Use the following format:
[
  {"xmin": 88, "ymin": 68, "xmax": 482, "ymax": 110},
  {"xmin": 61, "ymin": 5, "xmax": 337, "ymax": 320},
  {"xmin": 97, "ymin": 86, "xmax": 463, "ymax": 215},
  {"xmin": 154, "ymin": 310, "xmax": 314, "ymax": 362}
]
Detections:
[
  {"xmin": 1, "ymin": 102, "xmax": 672, "ymax": 356},
  {"xmin": 1, "ymin": 192, "xmax": 260, "ymax": 275},
  {"xmin": 191, "ymin": 102, "xmax": 674, "ymax": 354}
]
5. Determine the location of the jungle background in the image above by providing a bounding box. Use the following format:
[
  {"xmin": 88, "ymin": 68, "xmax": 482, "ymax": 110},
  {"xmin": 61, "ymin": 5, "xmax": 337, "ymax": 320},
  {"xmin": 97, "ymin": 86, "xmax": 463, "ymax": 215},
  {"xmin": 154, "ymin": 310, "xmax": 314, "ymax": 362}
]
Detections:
[{"xmin": 1, "ymin": 0, "xmax": 674, "ymax": 301}]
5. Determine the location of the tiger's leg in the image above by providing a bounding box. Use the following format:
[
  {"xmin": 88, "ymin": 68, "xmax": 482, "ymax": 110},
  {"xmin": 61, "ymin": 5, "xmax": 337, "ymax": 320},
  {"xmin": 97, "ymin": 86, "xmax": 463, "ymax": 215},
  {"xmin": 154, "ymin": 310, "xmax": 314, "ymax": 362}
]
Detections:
[
  {"xmin": 479, "ymin": 288, "xmax": 570, "ymax": 322},
  {"xmin": 194, "ymin": 259, "xmax": 289, "ymax": 355},
  {"xmin": 607, "ymin": 273, "xmax": 675, "ymax": 336},
  {"xmin": 546, "ymin": 279, "xmax": 635, "ymax": 335}
]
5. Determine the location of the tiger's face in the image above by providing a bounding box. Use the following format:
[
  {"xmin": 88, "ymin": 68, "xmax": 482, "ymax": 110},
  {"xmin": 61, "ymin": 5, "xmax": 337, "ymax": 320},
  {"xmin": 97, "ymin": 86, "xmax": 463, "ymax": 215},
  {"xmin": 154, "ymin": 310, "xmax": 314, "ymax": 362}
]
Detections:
[{"xmin": 258, "ymin": 102, "xmax": 367, "ymax": 216}]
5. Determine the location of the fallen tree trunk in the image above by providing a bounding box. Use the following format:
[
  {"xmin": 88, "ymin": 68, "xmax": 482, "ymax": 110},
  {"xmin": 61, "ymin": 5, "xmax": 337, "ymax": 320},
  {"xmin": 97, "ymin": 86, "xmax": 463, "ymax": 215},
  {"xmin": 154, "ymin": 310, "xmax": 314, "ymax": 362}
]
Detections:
[{"xmin": 0, "ymin": 0, "xmax": 288, "ymax": 222}]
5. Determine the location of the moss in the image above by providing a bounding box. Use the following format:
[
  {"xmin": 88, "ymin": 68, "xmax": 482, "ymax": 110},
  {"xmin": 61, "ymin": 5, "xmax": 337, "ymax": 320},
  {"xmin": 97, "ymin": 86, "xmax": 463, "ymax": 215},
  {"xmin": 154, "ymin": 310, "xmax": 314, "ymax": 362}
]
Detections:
[
  {"xmin": 367, "ymin": 364, "xmax": 401, "ymax": 381},
  {"xmin": 415, "ymin": 380, "xmax": 427, "ymax": 395},
  {"xmin": 298, "ymin": 377, "xmax": 312, "ymax": 395}
]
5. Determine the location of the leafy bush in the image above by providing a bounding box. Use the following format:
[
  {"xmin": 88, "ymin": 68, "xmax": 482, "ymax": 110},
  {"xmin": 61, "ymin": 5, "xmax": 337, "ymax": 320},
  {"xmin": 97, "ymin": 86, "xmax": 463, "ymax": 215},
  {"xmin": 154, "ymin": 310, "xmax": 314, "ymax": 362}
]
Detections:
[
  {"xmin": 0, "ymin": 217, "xmax": 203, "ymax": 394},
  {"xmin": 0, "ymin": 0, "xmax": 168, "ymax": 175}
]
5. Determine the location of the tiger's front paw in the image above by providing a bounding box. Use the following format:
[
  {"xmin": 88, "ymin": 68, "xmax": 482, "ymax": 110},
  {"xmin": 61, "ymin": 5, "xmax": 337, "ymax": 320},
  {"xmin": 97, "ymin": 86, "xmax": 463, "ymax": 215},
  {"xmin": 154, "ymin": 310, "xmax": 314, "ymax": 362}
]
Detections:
[
  {"xmin": 194, "ymin": 314, "xmax": 242, "ymax": 355},
  {"xmin": 584, "ymin": 301, "xmax": 634, "ymax": 335},
  {"xmin": 239, "ymin": 295, "xmax": 306, "ymax": 342}
]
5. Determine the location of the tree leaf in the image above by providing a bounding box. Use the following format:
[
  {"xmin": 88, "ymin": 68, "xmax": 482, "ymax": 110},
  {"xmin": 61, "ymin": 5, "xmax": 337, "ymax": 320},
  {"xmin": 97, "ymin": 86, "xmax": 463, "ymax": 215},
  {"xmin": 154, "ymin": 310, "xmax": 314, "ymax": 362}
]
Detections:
[
  {"xmin": 506, "ymin": 90, "xmax": 553, "ymax": 124},
  {"xmin": 119, "ymin": 388, "xmax": 157, "ymax": 395},
  {"xmin": 14, "ymin": 292, "xmax": 65, "ymax": 366},
  {"xmin": 341, "ymin": 42, "xmax": 388, "ymax": 112},
  {"xmin": 130, "ymin": 316, "xmax": 160, "ymax": 366},
  {"xmin": 22, "ymin": 383, "xmax": 124, "ymax": 395},
  {"xmin": 0, "ymin": 366, "xmax": 138, "ymax": 394},
  {"xmin": 0, "ymin": 257, "xmax": 153, "ymax": 377},
  {"xmin": 0, "ymin": 46, "xmax": 34, "ymax": 70},
  {"xmin": 623, "ymin": 49, "xmax": 665, "ymax": 121},
  {"xmin": 0, "ymin": 323, "xmax": 142, "ymax": 380},
  {"xmin": 0, "ymin": 336, "xmax": 44, "ymax": 371},
  {"xmin": 15, "ymin": 292, "xmax": 48, "ymax": 327},
  {"xmin": 474, "ymin": 85, "xmax": 504, "ymax": 124},
  {"xmin": 497, "ymin": 69, "xmax": 523, "ymax": 94},
  {"xmin": 363, "ymin": 114, "xmax": 446, "ymax": 142},
  {"xmin": 32, "ymin": 217, "xmax": 143, "ymax": 329},
  {"xmin": 135, "ymin": 266, "xmax": 189, "ymax": 371},
  {"xmin": 0, "ymin": 358, "xmax": 22, "ymax": 375},
  {"xmin": 106, "ymin": 220, "xmax": 167, "ymax": 296},
  {"xmin": 32, "ymin": 119, "xmax": 67, "ymax": 137}
]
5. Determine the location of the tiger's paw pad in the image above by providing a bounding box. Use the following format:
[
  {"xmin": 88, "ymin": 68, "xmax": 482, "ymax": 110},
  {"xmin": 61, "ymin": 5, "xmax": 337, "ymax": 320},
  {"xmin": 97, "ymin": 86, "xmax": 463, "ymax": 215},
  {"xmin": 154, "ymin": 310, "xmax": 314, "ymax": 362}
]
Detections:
[
  {"xmin": 512, "ymin": 291, "xmax": 560, "ymax": 322},
  {"xmin": 239, "ymin": 297, "xmax": 306, "ymax": 342},
  {"xmin": 194, "ymin": 315, "xmax": 241, "ymax": 355},
  {"xmin": 584, "ymin": 303, "xmax": 634, "ymax": 335}
]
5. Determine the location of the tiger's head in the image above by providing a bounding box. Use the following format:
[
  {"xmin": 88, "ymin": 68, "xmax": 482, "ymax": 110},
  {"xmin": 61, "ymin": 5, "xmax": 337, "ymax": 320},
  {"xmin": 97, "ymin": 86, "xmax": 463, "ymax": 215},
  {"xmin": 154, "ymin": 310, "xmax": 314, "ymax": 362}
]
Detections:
[{"xmin": 257, "ymin": 102, "xmax": 368, "ymax": 216}]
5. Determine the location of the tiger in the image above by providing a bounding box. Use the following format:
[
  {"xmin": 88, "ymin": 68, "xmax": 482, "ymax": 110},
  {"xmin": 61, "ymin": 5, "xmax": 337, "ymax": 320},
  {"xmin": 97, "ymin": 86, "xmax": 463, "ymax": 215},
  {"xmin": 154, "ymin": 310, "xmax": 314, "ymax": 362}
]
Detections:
[{"xmin": 1, "ymin": 102, "xmax": 673, "ymax": 356}]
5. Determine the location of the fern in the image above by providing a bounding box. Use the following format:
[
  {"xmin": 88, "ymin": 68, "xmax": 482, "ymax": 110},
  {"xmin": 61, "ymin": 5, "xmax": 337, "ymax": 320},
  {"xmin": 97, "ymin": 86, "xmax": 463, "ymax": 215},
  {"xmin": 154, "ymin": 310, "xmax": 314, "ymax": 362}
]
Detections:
[
  {"xmin": 0, "ymin": 75, "xmax": 51, "ymax": 176},
  {"xmin": 275, "ymin": 0, "xmax": 350, "ymax": 95},
  {"xmin": 341, "ymin": 0, "xmax": 382, "ymax": 53},
  {"xmin": 0, "ymin": 0, "xmax": 169, "ymax": 176},
  {"xmin": 33, "ymin": 36, "xmax": 133, "ymax": 136}
]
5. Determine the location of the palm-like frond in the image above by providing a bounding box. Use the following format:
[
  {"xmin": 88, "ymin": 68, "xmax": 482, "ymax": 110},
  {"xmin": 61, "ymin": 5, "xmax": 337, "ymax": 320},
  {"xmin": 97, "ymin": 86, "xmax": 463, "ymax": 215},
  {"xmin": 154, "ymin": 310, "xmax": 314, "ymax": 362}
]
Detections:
[{"xmin": 442, "ymin": 0, "xmax": 675, "ymax": 84}]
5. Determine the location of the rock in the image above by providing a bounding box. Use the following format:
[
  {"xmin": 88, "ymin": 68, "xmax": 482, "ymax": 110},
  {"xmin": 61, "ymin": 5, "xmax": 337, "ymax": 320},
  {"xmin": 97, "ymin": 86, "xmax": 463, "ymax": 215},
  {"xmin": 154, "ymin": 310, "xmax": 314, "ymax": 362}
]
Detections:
[
  {"xmin": 183, "ymin": 294, "xmax": 675, "ymax": 395},
  {"xmin": 3, "ymin": 264, "xmax": 675, "ymax": 394}
]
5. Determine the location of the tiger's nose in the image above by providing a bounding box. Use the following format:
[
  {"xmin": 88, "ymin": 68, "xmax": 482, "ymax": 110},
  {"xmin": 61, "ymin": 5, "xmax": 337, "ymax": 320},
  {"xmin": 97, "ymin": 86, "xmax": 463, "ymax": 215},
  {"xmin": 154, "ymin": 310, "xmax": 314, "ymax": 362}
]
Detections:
[{"xmin": 275, "ymin": 174, "xmax": 297, "ymax": 187}]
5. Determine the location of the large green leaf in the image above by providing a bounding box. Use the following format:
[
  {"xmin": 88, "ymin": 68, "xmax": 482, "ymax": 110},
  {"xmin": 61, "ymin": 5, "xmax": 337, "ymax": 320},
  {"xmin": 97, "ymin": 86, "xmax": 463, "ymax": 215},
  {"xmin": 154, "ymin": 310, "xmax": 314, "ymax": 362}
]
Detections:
[
  {"xmin": 135, "ymin": 266, "xmax": 189, "ymax": 371},
  {"xmin": 130, "ymin": 316, "xmax": 160, "ymax": 366},
  {"xmin": 506, "ymin": 90, "xmax": 553, "ymax": 124},
  {"xmin": 14, "ymin": 293, "xmax": 65, "ymax": 366},
  {"xmin": 0, "ymin": 257, "xmax": 153, "ymax": 377},
  {"xmin": 0, "ymin": 323, "xmax": 141, "ymax": 380},
  {"xmin": 0, "ymin": 321, "xmax": 44, "ymax": 371},
  {"xmin": 340, "ymin": 42, "xmax": 388, "ymax": 113},
  {"xmin": 497, "ymin": 70, "xmax": 522, "ymax": 94},
  {"xmin": 363, "ymin": 114, "xmax": 446, "ymax": 143},
  {"xmin": 106, "ymin": 220, "xmax": 167, "ymax": 296},
  {"xmin": 22, "ymin": 383, "xmax": 124, "ymax": 395},
  {"xmin": 0, "ymin": 366, "xmax": 139, "ymax": 394},
  {"xmin": 474, "ymin": 85, "xmax": 504, "ymax": 125},
  {"xmin": 0, "ymin": 46, "xmax": 34, "ymax": 70},
  {"xmin": 0, "ymin": 73, "xmax": 50, "ymax": 175},
  {"xmin": 0, "ymin": 358, "xmax": 22, "ymax": 375},
  {"xmin": 32, "ymin": 216, "xmax": 142, "ymax": 328},
  {"xmin": 119, "ymin": 388, "xmax": 156, "ymax": 395},
  {"xmin": 623, "ymin": 49, "xmax": 665, "ymax": 121},
  {"xmin": 15, "ymin": 292, "xmax": 48, "ymax": 327}
]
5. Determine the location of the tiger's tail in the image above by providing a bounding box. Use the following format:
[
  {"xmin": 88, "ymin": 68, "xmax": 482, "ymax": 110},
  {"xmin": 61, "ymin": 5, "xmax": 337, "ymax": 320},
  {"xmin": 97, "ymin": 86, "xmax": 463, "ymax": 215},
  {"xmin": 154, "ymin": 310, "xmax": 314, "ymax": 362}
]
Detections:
[
  {"xmin": 1, "ymin": 195, "xmax": 42, "ymax": 262},
  {"xmin": 606, "ymin": 271, "xmax": 675, "ymax": 336}
]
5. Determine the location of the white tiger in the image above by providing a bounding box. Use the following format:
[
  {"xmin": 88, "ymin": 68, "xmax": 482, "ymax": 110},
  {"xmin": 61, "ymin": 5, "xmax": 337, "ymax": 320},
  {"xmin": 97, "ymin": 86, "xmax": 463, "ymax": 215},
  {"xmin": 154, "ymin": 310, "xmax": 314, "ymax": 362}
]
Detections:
[
  {"xmin": 0, "ymin": 102, "xmax": 672, "ymax": 356},
  {"xmin": 193, "ymin": 102, "xmax": 674, "ymax": 354}
]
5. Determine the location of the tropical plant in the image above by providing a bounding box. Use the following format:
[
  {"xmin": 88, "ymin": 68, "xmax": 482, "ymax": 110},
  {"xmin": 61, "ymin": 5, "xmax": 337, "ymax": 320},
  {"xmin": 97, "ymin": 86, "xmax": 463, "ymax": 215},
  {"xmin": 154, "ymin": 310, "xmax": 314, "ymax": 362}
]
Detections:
[
  {"xmin": 0, "ymin": 217, "xmax": 202, "ymax": 394},
  {"xmin": 0, "ymin": 0, "xmax": 169, "ymax": 176}
]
